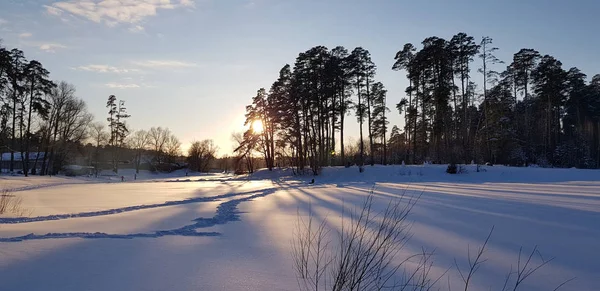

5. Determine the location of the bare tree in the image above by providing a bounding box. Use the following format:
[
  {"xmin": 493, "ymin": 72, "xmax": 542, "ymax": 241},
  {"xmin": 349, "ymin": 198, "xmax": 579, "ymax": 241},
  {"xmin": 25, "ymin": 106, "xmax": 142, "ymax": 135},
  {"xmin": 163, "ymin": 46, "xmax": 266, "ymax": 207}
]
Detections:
[
  {"xmin": 89, "ymin": 122, "xmax": 108, "ymax": 176},
  {"xmin": 232, "ymin": 131, "xmax": 255, "ymax": 173},
  {"xmin": 148, "ymin": 126, "xmax": 170, "ymax": 166},
  {"xmin": 40, "ymin": 82, "xmax": 91, "ymax": 175},
  {"xmin": 128, "ymin": 129, "xmax": 150, "ymax": 174},
  {"xmin": 40, "ymin": 81, "xmax": 74, "ymax": 175},
  {"xmin": 187, "ymin": 139, "xmax": 218, "ymax": 173},
  {"xmin": 165, "ymin": 134, "xmax": 181, "ymax": 163}
]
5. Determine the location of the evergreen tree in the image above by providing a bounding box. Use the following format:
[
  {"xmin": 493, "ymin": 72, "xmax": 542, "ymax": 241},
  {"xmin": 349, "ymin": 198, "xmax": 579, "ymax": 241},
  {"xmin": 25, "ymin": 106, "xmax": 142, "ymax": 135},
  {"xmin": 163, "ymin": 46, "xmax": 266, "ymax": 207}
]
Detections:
[
  {"xmin": 532, "ymin": 55, "xmax": 568, "ymax": 163},
  {"xmin": 451, "ymin": 33, "xmax": 479, "ymax": 161},
  {"xmin": 349, "ymin": 47, "xmax": 376, "ymax": 169},
  {"xmin": 7, "ymin": 49, "xmax": 26, "ymax": 172},
  {"xmin": 22, "ymin": 60, "xmax": 54, "ymax": 176},
  {"xmin": 370, "ymin": 82, "xmax": 389, "ymax": 164},
  {"xmin": 393, "ymin": 43, "xmax": 416, "ymax": 162},
  {"xmin": 511, "ymin": 48, "xmax": 541, "ymax": 163},
  {"xmin": 106, "ymin": 95, "xmax": 129, "ymax": 173},
  {"xmin": 478, "ymin": 36, "xmax": 502, "ymax": 161}
]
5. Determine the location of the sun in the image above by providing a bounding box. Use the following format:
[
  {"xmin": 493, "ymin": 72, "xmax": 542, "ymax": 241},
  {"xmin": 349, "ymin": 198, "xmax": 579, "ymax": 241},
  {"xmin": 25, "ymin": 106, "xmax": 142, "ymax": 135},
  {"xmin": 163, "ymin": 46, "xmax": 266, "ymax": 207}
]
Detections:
[{"xmin": 252, "ymin": 120, "xmax": 264, "ymax": 133}]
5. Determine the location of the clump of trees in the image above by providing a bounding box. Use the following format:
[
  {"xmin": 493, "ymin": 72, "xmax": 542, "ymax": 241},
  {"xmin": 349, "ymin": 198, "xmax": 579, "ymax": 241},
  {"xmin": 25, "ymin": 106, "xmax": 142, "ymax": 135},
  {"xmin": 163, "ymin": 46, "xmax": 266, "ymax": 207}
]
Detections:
[
  {"xmin": 237, "ymin": 46, "xmax": 389, "ymax": 175},
  {"xmin": 187, "ymin": 139, "xmax": 218, "ymax": 173},
  {"xmin": 1, "ymin": 41, "xmax": 186, "ymax": 176},
  {"xmin": 0, "ymin": 42, "xmax": 96, "ymax": 175},
  {"xmin": 239, "ymin": 33, "xmax": 600, "ymax": 174}
]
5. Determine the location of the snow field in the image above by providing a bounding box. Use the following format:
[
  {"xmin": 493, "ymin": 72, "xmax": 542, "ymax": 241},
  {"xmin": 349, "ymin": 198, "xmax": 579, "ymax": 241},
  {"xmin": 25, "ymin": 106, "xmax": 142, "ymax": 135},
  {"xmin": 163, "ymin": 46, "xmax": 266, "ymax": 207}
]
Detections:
[{"xmin": 0, "ymin": 165, "xmax": 598, "ymax": 291}]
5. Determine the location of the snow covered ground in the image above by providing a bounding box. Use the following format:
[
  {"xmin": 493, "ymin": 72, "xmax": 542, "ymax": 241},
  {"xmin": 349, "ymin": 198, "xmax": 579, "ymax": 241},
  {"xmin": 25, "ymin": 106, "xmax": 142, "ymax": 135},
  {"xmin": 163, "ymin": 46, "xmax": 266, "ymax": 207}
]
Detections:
[{"xmin": 0, "ymin": 165, "xmax": 598, "ymax": 291}]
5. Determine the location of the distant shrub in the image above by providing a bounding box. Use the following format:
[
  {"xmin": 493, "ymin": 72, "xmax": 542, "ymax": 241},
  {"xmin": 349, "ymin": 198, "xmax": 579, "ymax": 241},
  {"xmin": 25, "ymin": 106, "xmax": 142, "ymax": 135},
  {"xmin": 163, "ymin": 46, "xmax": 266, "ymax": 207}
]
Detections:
[
  {"xmin": 446, "ymin": 163, "xmax": 458, "ymax": 174},
  {"xmin": 0, "ymin": 189, "xmax": 31, "ymax": 216}
]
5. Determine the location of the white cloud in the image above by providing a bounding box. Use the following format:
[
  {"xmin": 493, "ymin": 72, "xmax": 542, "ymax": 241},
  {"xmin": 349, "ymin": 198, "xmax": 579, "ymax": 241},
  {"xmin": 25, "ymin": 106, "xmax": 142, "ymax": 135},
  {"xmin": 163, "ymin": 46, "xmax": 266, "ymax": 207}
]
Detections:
[
  {"xmin": 106, "ymin": 82, "xmax": 141, "ymax": 89},
  {"xmin": 39, "ymin": 43, "xmax": 68, "ymax": 52},
  {"xmin": 132, "ymin": 60, "xmax": 197, "ymax": 68},
  {"xmin": 0, "ymin": 18, "xmax": 7, "ymax": 25},
  {"xmin": 46, "ymin": 0, "xmax": 195, "ymax": 27},
  {"xmin": 75, "ymin": 64, "xmax": 140, "ymax": 73},
  {"xmin": 44, "ymin": 5, "xmax": 63, "ymax": 16},
  {"xmin": 180, "ymin": 0, "xmax": 195, "ymax": 7},
  {"xmin": 128, "ymin": 25, "xmax": 144, "ymax": 33},
  {"xmin": 19, "ymin": 32, "xmax": 33, "ymax": 38}
]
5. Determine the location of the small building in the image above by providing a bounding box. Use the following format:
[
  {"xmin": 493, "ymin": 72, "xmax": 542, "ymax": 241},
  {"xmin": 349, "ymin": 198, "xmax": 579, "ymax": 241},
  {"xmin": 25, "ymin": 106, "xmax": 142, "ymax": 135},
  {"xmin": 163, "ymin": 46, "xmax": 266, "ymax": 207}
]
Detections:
[
  {"xmin": 62, "ymin": 165, "xmax": 95, "ymax": 176},
  {"xmin": 0, "ymin": 152, "xmax": 45, "ymax": 173}
]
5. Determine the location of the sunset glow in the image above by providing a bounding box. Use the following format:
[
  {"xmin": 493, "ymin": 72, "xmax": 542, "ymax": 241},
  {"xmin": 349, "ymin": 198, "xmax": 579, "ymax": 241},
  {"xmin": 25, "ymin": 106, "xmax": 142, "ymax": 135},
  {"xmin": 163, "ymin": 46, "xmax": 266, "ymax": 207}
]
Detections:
[{"xmin": 252, "ymin": 120, "xmax": 264, "ymax": 133}]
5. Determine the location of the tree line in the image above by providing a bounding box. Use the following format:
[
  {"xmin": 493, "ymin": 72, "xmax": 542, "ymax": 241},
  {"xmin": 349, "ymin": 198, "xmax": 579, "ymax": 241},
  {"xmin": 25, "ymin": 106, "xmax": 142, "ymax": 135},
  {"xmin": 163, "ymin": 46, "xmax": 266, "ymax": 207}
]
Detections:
[
  {"xmin": 0, "ymin": 41, "xmax": 195, "ymax": 176},
  {"xmin": 0, "ymin": 42, "xmax": 92, "ymax": 175},
  {"xmin": 237, "ymin": 33, "xmax": 600, "ymax": 174}
]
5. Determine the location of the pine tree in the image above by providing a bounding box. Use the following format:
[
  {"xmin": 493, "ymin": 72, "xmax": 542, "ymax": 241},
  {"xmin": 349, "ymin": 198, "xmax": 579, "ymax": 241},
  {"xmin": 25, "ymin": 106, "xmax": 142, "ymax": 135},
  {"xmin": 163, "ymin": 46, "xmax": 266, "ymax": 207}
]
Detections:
[
  {"xmin": 349, "ymin": 47, "xmax": 376, "ymax": 170},
  {"xmin": 370, "ymin": 82, "xmax": 389, "ymax": 164},
  {"xmin": 511, "ymin": 48, "xmax": 540, "ymax": 164},
  {"xmin": 478, "ymin": 36, "xmax": 503, "ymax": 162},
  {"xmin": 7, "ymin": 49, "xmax": 26, "ymax": 172},
  {"xmin": 532, "ymin": 55, "xmax": 568, "ymax": 163},
  {"xmin": 393, "ymin": 43, "xmax": 416, "ymax": 163},
  {"xmin": 22, "ymin": 60, "xmax": 54, "ymax": 176},
  {"xmin": 451, "ymin": 33, "xmax": 479, "ymax": 161},
  {"xmin": 106, "ymin": 95, "xmax": 129, "ymax": 173}
]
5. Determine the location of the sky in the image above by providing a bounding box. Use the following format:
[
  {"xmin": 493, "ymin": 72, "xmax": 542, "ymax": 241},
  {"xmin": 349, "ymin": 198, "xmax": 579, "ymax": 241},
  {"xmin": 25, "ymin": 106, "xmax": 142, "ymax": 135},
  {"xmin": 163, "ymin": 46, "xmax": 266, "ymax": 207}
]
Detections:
[{"xmin": 1, "ymin": 0, "xmax": 599, "ymax": 156}]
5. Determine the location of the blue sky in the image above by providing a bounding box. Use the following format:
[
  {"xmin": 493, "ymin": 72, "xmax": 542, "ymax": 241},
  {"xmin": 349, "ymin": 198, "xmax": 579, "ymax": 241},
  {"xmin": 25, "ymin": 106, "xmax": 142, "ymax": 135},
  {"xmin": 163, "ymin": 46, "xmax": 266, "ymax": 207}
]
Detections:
[{"xmin": 1, "ymin": 0, "xmax": 599, "ymax": 155}]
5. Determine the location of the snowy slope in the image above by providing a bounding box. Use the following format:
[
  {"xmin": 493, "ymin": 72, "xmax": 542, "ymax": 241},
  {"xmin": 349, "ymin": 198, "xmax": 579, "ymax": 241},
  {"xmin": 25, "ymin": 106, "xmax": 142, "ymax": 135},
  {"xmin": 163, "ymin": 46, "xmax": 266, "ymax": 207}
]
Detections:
[{"xmin": 0, "ymin": 165, "xmax": 598, "ymax": 291}]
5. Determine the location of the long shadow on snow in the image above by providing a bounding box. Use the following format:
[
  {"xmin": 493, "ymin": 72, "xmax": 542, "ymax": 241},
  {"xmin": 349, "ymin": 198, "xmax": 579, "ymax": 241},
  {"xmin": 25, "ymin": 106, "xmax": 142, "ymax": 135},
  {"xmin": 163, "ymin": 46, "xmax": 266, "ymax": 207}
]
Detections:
[
  {"xmin": 0, "ymin": 189, "xmax": 293, "ymax": 291},
  {"xmin": 272, "ymin": 180, "xmax": 598, "ymax": 290},
  {"xmin": 0, "ymin": 187, "xmax": 269, "ymax": 224},
  {"xmin": 0, "ymin": 188, "xmax": 278, "ymax": 242}
]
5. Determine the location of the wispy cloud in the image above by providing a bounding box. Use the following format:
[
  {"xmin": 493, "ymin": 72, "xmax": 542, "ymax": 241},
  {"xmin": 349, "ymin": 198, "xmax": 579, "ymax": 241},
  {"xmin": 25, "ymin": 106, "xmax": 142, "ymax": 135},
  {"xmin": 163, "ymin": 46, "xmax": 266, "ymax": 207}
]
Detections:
[
  {"xmin": 19, "ymin": 40, "xmax": 69, "ymax": 53},
  {"xmin": 45, "ymin": 5, "xmax": 63, "ymax": 16},
  {"xmin": 39, "ymin": 43, "xmax": 68, "ymax": 52},
  {"xmin": 75, "ymin": 64, "xmax": 141, "ymax": 73},
  {"xmin": 132, "ymin": 60, "xmax": 197, "ymax": 68},
  {"xmin": 0, "ymin": 18, "xmax": 7, "ymax": 25},
  {"xmin": 74, "ymin": 60, "xmax": 194, "ymax": 74},
  {"xmin": 106, "ymin": 82, "xmax": 141, "ymax": 89},
  {"xmin": 128, "ymin": 25, "xmax": 145, "ymax": 33},
  {"xmin": 19, "ymin": 32, "xmax": 33, "ymax": 38},
  {"xmin": 45, "ymin": 0, "xmax": 195, "ymax": 31}
]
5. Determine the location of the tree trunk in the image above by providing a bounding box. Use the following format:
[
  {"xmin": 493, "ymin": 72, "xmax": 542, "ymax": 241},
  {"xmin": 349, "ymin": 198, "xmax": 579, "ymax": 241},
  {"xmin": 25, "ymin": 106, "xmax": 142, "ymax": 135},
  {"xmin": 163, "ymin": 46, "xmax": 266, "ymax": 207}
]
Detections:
[
  {"xmin": 407, "ymin": 79, "xmax": 412, "ymax": 164},
  {"xmin": 366, "ymin": 76, "xmax": 374, "ymax": 166},
  {"xmin": 383, "ymin": 97, "xmax": 387, "ymax": 165},
  {"xmin": 340, "ymin": 106, "xmax": 345, "ymax": 166},
  {"xmin": 412, "ymin": 78, "xmax": 419, "ymax": 163},
  {"xmin": 24, "ymin": 80, "xmax": 35, "ymax": 177},
  {"xmin": 10, "ymin": 91, "xmax": 16, "ymax": 173},
  {"xmin": 357, "ymin": 78, "xmax": 364, "ymax": 171},
  {"xmin": 32, "ymin": 148, "xmax": 40, "ymax": 175}
]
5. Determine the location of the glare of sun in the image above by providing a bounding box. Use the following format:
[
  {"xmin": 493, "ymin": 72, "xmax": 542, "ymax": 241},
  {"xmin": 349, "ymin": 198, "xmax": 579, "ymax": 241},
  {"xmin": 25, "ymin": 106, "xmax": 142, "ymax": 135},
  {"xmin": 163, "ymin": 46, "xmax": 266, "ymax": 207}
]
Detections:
[{"xmin": 252, "ymin": 120, "xmax": 264, "ymax": 133}]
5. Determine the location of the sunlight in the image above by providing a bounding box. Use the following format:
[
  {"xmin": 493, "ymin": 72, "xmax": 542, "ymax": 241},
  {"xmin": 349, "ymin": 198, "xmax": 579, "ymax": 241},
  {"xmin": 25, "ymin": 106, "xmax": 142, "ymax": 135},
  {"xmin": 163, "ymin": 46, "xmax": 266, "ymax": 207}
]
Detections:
[{"xmin": 252, "ymin": 120, "xmax": 264, "ymax": 133}]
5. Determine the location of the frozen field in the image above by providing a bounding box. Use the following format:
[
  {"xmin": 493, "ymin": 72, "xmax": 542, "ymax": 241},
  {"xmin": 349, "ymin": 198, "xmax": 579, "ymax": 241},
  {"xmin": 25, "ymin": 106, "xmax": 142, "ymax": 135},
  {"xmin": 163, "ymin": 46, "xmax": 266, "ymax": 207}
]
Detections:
[{"xmin": 0, "ymin": 165, "xmax": 599, "ymax": 291}]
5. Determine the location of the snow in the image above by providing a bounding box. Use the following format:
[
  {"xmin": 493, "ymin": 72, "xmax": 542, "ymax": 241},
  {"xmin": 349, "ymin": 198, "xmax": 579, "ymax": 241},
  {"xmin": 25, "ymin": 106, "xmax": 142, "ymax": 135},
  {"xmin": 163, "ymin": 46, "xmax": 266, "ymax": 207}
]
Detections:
[
  {"xmin": 1, "ymin": 152, "xmax": 44, "ymax": 161},
  {"xmin": 0, "ymin": 165, "xmax": 599, "ymax": 291}
]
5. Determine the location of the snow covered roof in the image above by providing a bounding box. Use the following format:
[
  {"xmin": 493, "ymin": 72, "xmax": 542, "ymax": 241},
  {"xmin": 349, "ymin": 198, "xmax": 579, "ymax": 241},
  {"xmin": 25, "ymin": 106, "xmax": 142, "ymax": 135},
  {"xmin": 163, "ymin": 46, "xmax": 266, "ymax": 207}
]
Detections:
[
  {"xmin": 0, "ymin": 152, "xmax": 45, "ymax": 161},
  {"xmin": 63, "ymin": 165, "xmax": 95, "ymax": 171}
]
